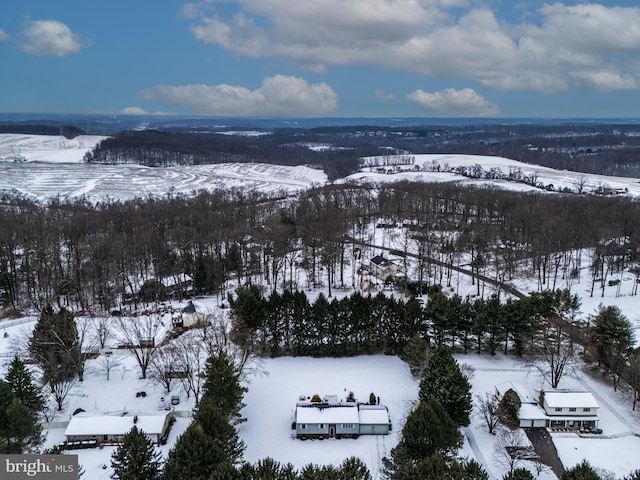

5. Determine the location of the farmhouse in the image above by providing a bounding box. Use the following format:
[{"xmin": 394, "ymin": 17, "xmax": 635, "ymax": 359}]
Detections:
[
  {"xmin": 294, "ymin": 396, "xmax": 391, "ymax": 439},
  {"xmin": 64, "ymin": 412, "xmax": 172, "ymax": 446}
]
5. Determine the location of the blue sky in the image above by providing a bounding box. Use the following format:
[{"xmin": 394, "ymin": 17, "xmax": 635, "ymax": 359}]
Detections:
[{"xmin": 1, "ymin": 0, "xmax": 640, "ymax": 118}]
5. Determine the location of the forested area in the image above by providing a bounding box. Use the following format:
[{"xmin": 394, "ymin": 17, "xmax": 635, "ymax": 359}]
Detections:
[{"xmin": 1, "ymin": 180, "xmax": 639, "ymax": 314}]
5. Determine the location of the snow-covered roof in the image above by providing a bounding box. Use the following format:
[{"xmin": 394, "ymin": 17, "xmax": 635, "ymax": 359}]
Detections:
[
  {"xmin": 544, "ymin": 390, "xmax": 599, "ymax": 409},
  {"xmin": 358, "ymin": 405, "xmax": 390, "ymax": 425},
  {"xmin": 296, "ymin": 405, "xmax": 359, "ymax": 424},
  {"xmin": 519, "ymin": 403, "xmax": 549, "ymax": 420},
  {"xmin": 64, "ymin": 413, "xmax": 169, "ymax": 437},
  {"xmin": 495, "ymin": 381, "xmax": 538, "ymax": 404}
]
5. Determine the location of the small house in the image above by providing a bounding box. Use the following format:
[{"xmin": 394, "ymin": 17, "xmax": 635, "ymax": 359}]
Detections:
[
  {"xmin": 294, "ymin": 395, "xmax": 391, "ymax": 439},
  {"xmin": 64, "ymin": 412, "xmax": 171, "ymax": 446},
  {"xmin": 369, "ymin": 255, "xmax": 403, "ymax": 282}
]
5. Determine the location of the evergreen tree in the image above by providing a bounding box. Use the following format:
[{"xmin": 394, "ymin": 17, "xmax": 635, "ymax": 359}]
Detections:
[
  {"xmin": 450, "ymin": 459, "xmax": 490, "ymax": 480},
  {"xmin": 5, "ymin": 355, "xmax": 44, "ymax": 414},
  {"xmin": 0, "ymin": 379, "xmax": 42, "ymax": 453},
  {"xmin": 498, "ymin": 389, "xmax": 521, "ymax": 429},
  {"xmin": 590, "ymin": 304, "xmax": 635, "ymax": 384},
  {"xmin": 561, "ymin": 460, "xmax": 602, "ymax": 480},
  {"xmin": 29, "ymin": 304, "xmax": 82, "ymax": 382},
  {"xmin": 193, "ymin": 400, "xmax": 245, "ymax": 464},
  {"xmin": 624, "ymin": 470, "xmax": 640, "ymax": 480},
  {"xmin": 338, "ymin": 457, "xmax": 372, "ymax": 480},
  {"xmin": 399, "ymin": 333, "xmax": 431, "ymax": 377},
  {"xmin": 162, "ymin": 423, "xmax": 227, "ymax": 480},
  {"xmin": 502, "ymin": 467, "xmax": 535, "ymax": 480},
  {"xmin": 111, "ymin": 426, "xmax": 162, "ymax": 480},
  {"xmin": 382, "ymin": 400, "xmax": 461, "ymax": 477},
  {"xmin": 201, "ymin": 351, "xmax": 247, "ymax": 423},
  {"xmin": 419, "ymin": 345, "xmax": 472, "ymax": 426}
]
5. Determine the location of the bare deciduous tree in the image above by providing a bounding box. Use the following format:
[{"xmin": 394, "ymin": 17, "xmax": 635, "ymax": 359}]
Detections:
[
  {"xmin": 476, "ymin": 392, "xmax": 500, "ymax": 435},
  {"xmin": 97, "ymin": 351, "xmax": 121, "ymax": 381},
  {"xmin": 492, "ymin": 426, "xmax": 531, "ymax": 474},
  {"xmin": 114, "ymin": 315, "xmax": 162, "ymax": 379}
]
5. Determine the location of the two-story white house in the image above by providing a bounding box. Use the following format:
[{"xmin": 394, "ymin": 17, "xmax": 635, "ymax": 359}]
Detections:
[{"xmin": 541, "ymin": 390, "xmax": 599, "ymax": 430}]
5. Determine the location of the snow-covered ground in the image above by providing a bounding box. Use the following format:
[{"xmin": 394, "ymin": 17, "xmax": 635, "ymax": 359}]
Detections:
[
  {"xmin": 3, "ymin": 134, "xmax": 640, "ymax": 203},
  {"xmin": 3, "ymin": 134, "xmax": 640, "ymax": 478},
  {"xmin": 346, "ymin": 153, "xmax": 640, "ymax": 197},
  {"xmin": 0, "ymin": 134, "xmax": 106, "ymax": 163}
]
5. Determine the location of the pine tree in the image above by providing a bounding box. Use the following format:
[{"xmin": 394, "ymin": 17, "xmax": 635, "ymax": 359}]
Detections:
[
  {"xmin": 111, "ymin": 426, "xmax": 162, "ymax": 480},
  {"xmin": 419, "ymin": 345, "xmax": 472, "ymax": 426},
  {"xmin": 382, "ymin": 400, "xmax": 461, "ymax": 477},
  {"xmin": 162, "ymin": 424, "xmax": 227, "ymax": 480},
  {"xmin": 338, "ymin": 457, "xmax": 372, "ymax": 480},
  {"xmin": 201, "ymin": 351, "xmax": 247, "ymax": 423},
  {"xmin": 561, "ymin": 460, "xmax": 602, "ymax": 480},
  {"xmin": 502, "ymin": 468, "xmax": 535, "ymax": 480},
  {"xmin": 5, "ymin": 356, "xmax": 44, "ymax": 414},
  {"xmin": 193, "ymin": 400, "xmax": 245, "ymax": 465}
]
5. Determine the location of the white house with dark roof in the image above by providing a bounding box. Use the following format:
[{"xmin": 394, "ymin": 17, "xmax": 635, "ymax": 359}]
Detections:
[{"xmin": 369, "ymin": 255, "xmax": 404, "ymax": 282}]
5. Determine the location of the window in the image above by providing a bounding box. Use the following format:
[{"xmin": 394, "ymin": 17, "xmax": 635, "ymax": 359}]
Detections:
[
  {"xmin": 583, "ymin": 408, "xmax": 591, "ymax": 412},
  {"xmin": 555, "ymin": 407, "xmax": 562, "ymax": 412},
  {"xmin": 319, "ymin": 424, "xmax": 324, "ymax": 428},
  {"xmin": 343, "ymin": 423, "xmax": 354, "ymax": 429},
  {"xmin": 301, "ymin": 424, "xmax": 306, "ymax": 429},
  {"xmin": 569, "ymin": 407, "xmax": 576, "ymax": 412}
]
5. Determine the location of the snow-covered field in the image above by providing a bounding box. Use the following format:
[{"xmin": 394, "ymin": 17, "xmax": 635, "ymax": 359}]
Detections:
[
  {"xmin": 346, "ymin": 153, "xmax": 640, "ymax": 197},
  {"xmin": 3, "ymin": 134, "xmax": 640, "ymax": 203}
]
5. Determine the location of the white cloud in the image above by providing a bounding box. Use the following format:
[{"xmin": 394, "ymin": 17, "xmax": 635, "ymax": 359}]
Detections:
[
  {"xmin": 19, "ymin": 20, "xmax": 88, "ymax": 57},
  {"xmin": 138, "ymin": 75, "xmax": 338, "ymax": 117},
  {"xmin": 120, "ymin": 107, "xmax": 149, "ymax": 115},
  {"xmin": 184, "ymin": 1, "xmax": 640, "ymax": 94},
  {"xmin": 407, "ymin": 88, "xmax": 500, "ymax": 117},
  {"xmin": 375, "ymin": 90, "xmax": 396, "ymax": 101},
  {"xmin": 0, "ymin": 29, "xmax": 9, "ymax": 41}
]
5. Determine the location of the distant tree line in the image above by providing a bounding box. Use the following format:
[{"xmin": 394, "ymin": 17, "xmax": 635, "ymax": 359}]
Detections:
[
  {"xmin": 84, "ymin": 130, "xmax": 380, "ymax": 180},
  {"xmin": 0, "ymin": 123, "xmax": 85, "ymax": 139}
]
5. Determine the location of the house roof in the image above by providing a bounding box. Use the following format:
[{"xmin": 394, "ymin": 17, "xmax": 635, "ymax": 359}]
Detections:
[
  {"xmin": 544, "ymin": 390, "xmax": 599, "ymax": 409},
  {"xmin": 64, "ymin": 413, "xmax": 168, "ymax": 437},
  {"xmin": 296, "ymin": 405, "xmax": 359, "ymax": 424},
  {"xmin": 371, "ymin": 255, "xmax": 391, "ymax": 267},
  {"xmin": 495, "ymin": 381, "xmax": 538, "ymax": 404},
  {"xmin": 519, "ymin": 403, "xmax": 549, "ymax": 421},
  {"xmin": 358, "ymin": 405, "xmax": 390, "ymax": 425}
]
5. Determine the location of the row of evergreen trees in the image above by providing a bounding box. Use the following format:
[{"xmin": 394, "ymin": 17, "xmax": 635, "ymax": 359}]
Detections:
[{"xmin": 228, "ymin": 285, "xmax": 581, "ymax": 358}]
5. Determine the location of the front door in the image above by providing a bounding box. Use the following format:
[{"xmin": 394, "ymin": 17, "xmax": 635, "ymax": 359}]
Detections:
[{"xmin": 329, "ymin": 424, "xmax": 336, "ymax": 437}]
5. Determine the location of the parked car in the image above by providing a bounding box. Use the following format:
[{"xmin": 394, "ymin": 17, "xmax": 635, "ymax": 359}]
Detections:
[{"xmin": 171, "ymin": 395, "xmax": 180, "ymax": 406}]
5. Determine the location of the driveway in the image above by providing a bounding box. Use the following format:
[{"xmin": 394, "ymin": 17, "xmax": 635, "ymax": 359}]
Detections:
[{"xmin": 525, "ymin": 428, "xmax": 565, "ymax": 478}]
